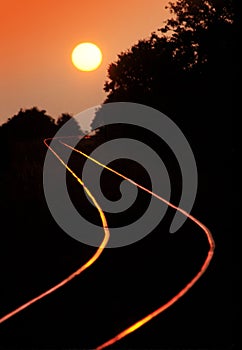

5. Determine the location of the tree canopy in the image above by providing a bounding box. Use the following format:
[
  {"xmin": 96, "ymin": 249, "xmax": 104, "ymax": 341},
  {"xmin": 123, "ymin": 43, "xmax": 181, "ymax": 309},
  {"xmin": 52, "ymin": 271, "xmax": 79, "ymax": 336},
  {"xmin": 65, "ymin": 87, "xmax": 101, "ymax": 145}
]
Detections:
[
  {"xmin": 94, "ymin": 0, "xmax": 239, "ymax": 114},
  {"xmin": 0, "ymin": 108, "xmax": 84, "ymax": 140},
  {"xmin": 92, "ymin": 0, "xmax": 240, "ymax": 161},
  {"xmin": 0, "ymin": 107, "xmax": 56, "ymax": 140}
]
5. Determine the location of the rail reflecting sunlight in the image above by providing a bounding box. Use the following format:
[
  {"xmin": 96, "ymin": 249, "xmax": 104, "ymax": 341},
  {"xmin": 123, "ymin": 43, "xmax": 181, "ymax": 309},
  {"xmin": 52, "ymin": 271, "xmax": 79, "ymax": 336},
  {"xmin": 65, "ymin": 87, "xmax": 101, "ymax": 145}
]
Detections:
[{"xmin": 0, "ymin": 136, "xmax": 215, "ymax": 350}]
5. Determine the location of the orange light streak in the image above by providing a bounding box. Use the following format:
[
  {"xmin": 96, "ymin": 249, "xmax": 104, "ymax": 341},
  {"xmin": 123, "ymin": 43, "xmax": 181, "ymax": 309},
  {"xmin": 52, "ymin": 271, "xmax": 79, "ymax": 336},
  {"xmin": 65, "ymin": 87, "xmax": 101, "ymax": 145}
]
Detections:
[
  {"xmin": 0, "ymin": 138, "xmax": 109, "ymax": 325},
  {"xmin": 60, "ymin": 141, "xmax": 215, "ymax": 350},
  {"xmin": 0, "ymin": 136, "xmax": 215, "ymax": 350}
]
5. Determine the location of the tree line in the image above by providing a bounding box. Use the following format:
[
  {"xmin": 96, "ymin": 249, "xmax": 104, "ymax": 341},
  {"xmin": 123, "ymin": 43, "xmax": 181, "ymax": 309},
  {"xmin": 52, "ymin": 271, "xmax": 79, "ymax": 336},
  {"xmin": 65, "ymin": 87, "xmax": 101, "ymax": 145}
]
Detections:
[
  {"xmin": 0, "ymin": 0, "xmax": 240, "ymax": 198},
  {"xmin": 92, "ymin": 0, "xmax": 240, "ymax": 164}
]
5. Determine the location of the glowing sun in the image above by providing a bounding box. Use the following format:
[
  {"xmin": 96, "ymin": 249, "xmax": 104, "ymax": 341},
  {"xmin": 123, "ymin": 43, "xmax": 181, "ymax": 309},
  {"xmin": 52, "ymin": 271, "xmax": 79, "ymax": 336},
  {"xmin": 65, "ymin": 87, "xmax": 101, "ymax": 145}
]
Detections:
[{"xmin": 71, "ymin": 42, "xmax": 102, "ymax": 72}]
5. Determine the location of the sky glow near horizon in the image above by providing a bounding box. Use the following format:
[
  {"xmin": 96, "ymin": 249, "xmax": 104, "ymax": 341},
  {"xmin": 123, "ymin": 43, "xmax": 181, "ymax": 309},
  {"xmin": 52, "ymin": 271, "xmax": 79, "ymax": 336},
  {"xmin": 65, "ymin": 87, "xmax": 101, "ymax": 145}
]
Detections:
[{"xmin": 0, "ymin": 0, "xmax": 170, "ymax": 127}]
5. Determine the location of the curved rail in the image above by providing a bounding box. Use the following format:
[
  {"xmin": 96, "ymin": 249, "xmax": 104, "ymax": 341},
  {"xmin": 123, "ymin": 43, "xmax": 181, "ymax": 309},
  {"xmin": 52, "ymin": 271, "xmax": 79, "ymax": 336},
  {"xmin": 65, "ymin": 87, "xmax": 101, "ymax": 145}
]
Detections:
[{"xmin": 0, "ymin": 137, "xmax": 215, "ymax": 350}]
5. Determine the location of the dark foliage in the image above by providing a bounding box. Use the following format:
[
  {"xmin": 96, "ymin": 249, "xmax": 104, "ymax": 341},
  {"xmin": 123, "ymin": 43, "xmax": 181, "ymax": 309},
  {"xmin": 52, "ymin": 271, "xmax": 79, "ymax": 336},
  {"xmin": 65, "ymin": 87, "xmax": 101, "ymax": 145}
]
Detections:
[
  {"xmin": 0, "ymin": 107, "xmax": 56, "ymax": 140},
  {"xmin": 92, "ymin": 0, "xmax": 240, "ymax": 163},
  {"xmin": 0, "ymin": 1, "xmax": 240, "ymax": 349}
]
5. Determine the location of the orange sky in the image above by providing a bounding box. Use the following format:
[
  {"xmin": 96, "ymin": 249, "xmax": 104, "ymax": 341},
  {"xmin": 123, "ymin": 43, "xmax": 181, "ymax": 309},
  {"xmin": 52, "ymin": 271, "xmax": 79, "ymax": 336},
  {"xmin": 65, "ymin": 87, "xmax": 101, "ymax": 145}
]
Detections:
[{"xmin": 0, "ymin": 0, "xmax": 170, "ymax": 128}]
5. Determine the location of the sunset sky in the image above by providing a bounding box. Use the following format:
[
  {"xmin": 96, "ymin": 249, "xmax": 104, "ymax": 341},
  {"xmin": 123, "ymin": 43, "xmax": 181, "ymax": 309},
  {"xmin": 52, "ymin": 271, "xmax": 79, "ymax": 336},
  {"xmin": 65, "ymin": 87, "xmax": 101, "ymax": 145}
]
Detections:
[{"xmin": 0, "ymin": 0, "xmax": 170, "ymax": 129}]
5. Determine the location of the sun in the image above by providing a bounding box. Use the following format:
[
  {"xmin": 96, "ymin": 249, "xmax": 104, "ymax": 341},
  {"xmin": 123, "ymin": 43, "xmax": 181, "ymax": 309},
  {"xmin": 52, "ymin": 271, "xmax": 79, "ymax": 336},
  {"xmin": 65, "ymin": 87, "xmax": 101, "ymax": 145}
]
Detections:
[{"xmin": 71, "ymin": 42, "xmax": 102, "ymax": 72}]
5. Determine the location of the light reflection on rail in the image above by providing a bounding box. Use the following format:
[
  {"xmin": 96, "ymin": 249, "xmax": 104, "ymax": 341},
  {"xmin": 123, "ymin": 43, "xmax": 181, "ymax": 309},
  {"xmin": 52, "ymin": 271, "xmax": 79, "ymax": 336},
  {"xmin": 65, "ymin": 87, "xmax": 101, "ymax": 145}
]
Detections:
[{"xmin": 0, "ymin": 136, "xmax": 215, "ymax": 350}]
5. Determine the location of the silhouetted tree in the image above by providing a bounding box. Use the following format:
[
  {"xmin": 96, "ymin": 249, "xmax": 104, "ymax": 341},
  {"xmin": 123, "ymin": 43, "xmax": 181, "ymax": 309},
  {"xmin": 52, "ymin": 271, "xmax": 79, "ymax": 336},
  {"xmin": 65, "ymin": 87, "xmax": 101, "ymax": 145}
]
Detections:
[
  {"xmin": 161, "ymin": 0, "xmax": 241, "ymax": 100},
  {"xmin": 92, "ymin": 0, "xmax": 240, "ymax": 162},
  {"xmin": 0, "ymin": 107, "xmax": 57, "ymax": 140},
  {"xmin": 102, "ymin": 36, "xmax": 183, "ymax": 108},
  {"xmin": 0, "ymin": 107, "xmax": 57, "ymax": 168},
  {"xmin": 92, "ymin": 0, "xmax": 239, "ymax": 110},
  {"xmin": 56, "ymin": 113, "xmax": 73, "ymax": 127},
  {"xmin": 0, "ymin": 108, "xmax": 57, "ymax": 205},
  {"xmin": 0, "ymin": 107, "xmax": 87, "ymax": 207},
  {"xmin": 56, "ymin": 113, "xmax": 84, "ymax": 135}
]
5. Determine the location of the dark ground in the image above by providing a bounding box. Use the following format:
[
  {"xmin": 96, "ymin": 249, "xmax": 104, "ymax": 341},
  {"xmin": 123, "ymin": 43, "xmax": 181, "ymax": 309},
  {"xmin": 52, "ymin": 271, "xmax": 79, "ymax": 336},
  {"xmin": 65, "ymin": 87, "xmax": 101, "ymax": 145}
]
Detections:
[{"xmin": 0, "ymin": 126, "xmax": 240, "ymax": 350}]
